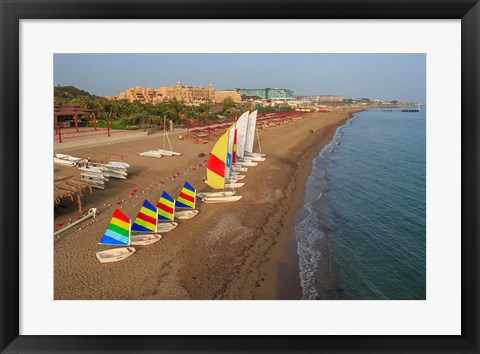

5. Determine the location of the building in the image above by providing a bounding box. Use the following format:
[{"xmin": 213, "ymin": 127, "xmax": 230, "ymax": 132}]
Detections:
[
  {"xmin": 214, "ymin": 90, "xmax": 242, "ymax": 103},
  {"xmin": 159, "ymin": 82, "xmax": 215, "ymax": 103},
  {"xmin": 114, "ymin": 82, "xmax": 241, "ymax": 104},
  {"xmin": 295, "ymin": 95, "xmax": 344, "ymax": 104},
  {"xmin": 117, "ymin": 86, "xmax": 163, "ymax": 103},
  {"xmin": 234, "ymin": 88, "xmax": 294, "ymax": 101}
]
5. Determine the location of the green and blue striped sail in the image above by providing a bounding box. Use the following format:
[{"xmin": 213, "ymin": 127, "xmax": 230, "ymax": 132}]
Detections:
[
  {"xmin": 99, "ymin": 209, "xmax": 131, "ymax": 245},
  {"xmin": 131, "ymin": 199, "xmax": 157, "ymax": 232}
]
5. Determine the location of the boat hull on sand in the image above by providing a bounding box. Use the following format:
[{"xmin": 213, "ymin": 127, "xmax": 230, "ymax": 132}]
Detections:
[
  {"xmin": 174, "ymin": 209, "xmax": 199, "ymax": 220},
  {"xmin": 54, "ymin": 157, "xmax": 76, "ymax": 166},
  {"xmin": 140, "ymin": 151, "xmax": 163, "ymax": 158},
  {"xmin": 130, "ymin": 234, "xmax": 162, "ymax": 246},
  {"xmin": 245, "ymin": 152, "xmax": 266, "ymax": 158},
  {"xmin": 235, "ymin": 161, "xmax": 258, "ymax": 167},
  {"xmin": 201, "ymin": 195, "xmax": 243, "ymax": 203},
  {"xmin": 197, "ymin": 191, "xmax": 236, "ymax": 198},
  {"xmin": 157, "ymin": 222, "xmax": 178, "ymax": 233},
  {"xmin": 96, "ymin": 247, "xmax": 135, "ymax": 263}
]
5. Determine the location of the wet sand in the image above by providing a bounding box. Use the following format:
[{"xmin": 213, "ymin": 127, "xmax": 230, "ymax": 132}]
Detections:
[{"xmin": 54, "ymin": 109, "xmax": 362, "ymax": 300}]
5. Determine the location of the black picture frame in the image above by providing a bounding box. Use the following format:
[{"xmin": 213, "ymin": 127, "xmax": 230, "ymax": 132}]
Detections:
[{"xmin": 1, "ymin": 0, "xmax": 478, "ymax": 353}]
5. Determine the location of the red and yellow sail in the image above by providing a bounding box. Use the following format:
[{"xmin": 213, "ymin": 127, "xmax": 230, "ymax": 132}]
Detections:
[{"xmin": 206, "ymin": 127, "xmax": 230, "ymax": 189}]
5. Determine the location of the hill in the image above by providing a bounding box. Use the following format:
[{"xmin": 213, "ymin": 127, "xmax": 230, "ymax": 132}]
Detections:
[{"xmin": 54, "ymin": 85, "xmax": 95, "ymax": 98}]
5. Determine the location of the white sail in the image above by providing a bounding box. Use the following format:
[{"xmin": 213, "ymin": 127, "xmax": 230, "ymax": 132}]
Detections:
[
  {"xmin": 245, "ymin": 110, "xmax": 257, "ymax": 154},
  {"xmin": 235, "ymin": 111, "xmax": 250, "ymax": 159}
]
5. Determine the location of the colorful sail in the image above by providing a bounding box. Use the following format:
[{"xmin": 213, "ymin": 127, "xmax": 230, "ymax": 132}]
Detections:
[
  {"xmin": 156, "ymin": 191, "xmax": 175, "ymax": 221},
  {"xmin": 131, "ymin": 199, "xmax": 157, "ymax": 232},
  {"xmin": 235, "ymin": 111, "xmax": 249, "ymax": 159},
  {"xmin": 245, "ymin": 110, "xmax": 258, "ymax": 154},
  {"xmin": 99, "ymin": 209, "xmax": 131, "ymax": 245},
  {"xmin": 175, "ymin": 181, "xmax": 196, "ymax": 209},
  {"xmin": 232, "ymin": 128, "xmax": 237, "ymax": 164},
  {"xmin": 226, "ymin": 125, "xmax": 235, "ymax": 178},
  {"xmin": 206, "ymin": 127, "xmax": 229, "ymax": 189}
]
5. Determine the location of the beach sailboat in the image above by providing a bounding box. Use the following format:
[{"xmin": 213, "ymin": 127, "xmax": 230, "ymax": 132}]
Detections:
[
  {"xmin": 156, "ymin": 191, "xmax": 179, "ymax": 231},
  {"xmin": 202, "ymin": 125, "xmax": 243, "ymax": 203},
  {"xmin": 96, "ymin": 209, "xmax": 136, "ymax": 263},
  {"xmin": 130, "ymin": 199, "xmax": 162, "ymax": 245},
  {"xmin": 244, "ymin": 110, "xmax": 266, "ymax": 160},
  {"xmin": 234, "ymin": 111, "xmax": 259, "ymax": 166},
  {"xmin": 174, "ymin": 182, "xmax": 200, "ymax": 219}
]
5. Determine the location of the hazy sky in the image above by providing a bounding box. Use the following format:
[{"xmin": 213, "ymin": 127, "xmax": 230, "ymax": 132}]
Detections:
[{"xmin": 54, "ymin": 54, "xmax": 426, "ymax": 102}]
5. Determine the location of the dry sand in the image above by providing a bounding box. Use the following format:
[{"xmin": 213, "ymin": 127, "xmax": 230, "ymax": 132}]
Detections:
[{"xmin": 54, "ymin": 109, "xmax": 362, "ymax": 300}]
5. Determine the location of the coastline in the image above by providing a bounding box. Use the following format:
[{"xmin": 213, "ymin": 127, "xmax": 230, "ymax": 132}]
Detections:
[{"xmin": 54, "ymin": 108, "xmax": 364, "ymax": 300}]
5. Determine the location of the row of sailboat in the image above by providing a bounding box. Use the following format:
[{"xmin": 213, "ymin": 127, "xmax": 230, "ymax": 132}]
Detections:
[
  {"xmin": 201, "ymin": 110, "xmax": 266, "ymax": 202},
  {"xmin": 96, "ymin": 182, "xmax": 198, "ymax": 263},
  {"xmin": 96, "ymin": 110, "xmax": 266, "ymax": 262}
]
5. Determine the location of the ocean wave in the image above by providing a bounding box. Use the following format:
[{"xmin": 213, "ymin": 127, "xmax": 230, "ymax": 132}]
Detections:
[{"xmin": 295, "ymin": 202, "xmax": 325, "ymax": 300}]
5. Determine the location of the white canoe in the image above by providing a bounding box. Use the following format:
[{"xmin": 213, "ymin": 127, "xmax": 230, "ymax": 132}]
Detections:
[
  {"xmin": 157, "ymin": 221, "xmax": 179, "ymax": 233},
  {"xmin": 54, "ymin": 157, "xmax": 76, "ymax": 166},
  {"xmin": 130, "ymin": 234, "xmax": 162, "ymax": 246},
  {"xmin": 174, "ymin": 210, "xmax": 199, "ymax": 220},
  {"xmin": 96, "ymin": 247, "xmax": 135, "ymax": 263},
  {"xmin": 202, "ymin": 195, "xmax": 243, "ymax": 203}
]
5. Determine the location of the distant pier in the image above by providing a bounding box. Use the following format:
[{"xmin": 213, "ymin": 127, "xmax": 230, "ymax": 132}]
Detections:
[{"xmin": 368, "ymin": 107, "xmax": 420, "ymax": 113}]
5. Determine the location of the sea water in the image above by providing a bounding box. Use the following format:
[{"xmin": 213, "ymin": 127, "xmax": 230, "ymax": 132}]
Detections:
[{"xmin": 295, "ymin": 107, "xmax": 426, "ymax": 300}]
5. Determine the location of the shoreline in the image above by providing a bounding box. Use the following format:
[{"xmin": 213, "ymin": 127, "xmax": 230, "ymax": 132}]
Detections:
[
  {"xmin": 54, "ymin": 108, "xmax": 365, "ymax": 300},
  {"xmin": 272, "ymin": 110, "xmax": 362, "ymax": 300}
]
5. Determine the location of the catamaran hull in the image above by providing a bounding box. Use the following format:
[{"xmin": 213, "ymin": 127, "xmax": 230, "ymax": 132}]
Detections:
[
  {"xmin": 140, "ymin": 151, "xmax": 163, "ymax": 158},
  {"xmin": 232, "ymin": 166, "xmax": 248, "ymax": 172},
  {"xmin": 96, "ymin": 247, "xmax": 136, "ymax": 263},
  {"xmin": 236, "ymin": 161, "xmax": 258, "ymax": 167},
  {"xmin": 202, "ymin": 195, "xmax": 243, "ymax": 203},
  {"xmin": 155, "ymin": 149, "xmax": 182, "ymax": 156},
  {"xmin": 175, "ymin": 210, "xmax": 199, "ymax": 220},
  {"xmin": 131, "ymin": 234, "xmax": 162, "ymax": 246},
  {"xmin": 245, "ymin": 152, "xmax": 266, "ymax": 158},
  {"xmin": 197, "ymin": 191, "xmax": 236, "ymax": 198}
]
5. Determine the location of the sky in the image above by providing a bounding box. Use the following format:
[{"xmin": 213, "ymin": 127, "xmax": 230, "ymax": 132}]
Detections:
[{"xmin": 54, "ymin": 54, "xmax": 426, "ymax": 103}]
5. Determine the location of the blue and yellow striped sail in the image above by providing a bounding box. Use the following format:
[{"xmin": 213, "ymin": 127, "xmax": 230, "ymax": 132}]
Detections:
[
  {"xmin": 156, "ymin": 191, "xmax": 175, "ymax": 221},
  {"xmin": 131, "ymin": 199, "xmax": 157, "ymax": 233},
  {"xmin": 175, "ymin": 182, "xmax": 196, "ymax": 209},
  {"xmin": 99, "ymin": 209, "xmax": 131, "ymax": 245}
]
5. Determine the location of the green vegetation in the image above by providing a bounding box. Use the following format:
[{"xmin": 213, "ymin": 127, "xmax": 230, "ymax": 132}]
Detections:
[{"xmin": 54, "ymin": 86, "xmax": 246, "ymax": 128}]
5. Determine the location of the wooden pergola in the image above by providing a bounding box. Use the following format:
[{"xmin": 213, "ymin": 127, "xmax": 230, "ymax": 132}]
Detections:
[{"xmin": 54, "ymin": 105, "xmax": 97, "ymax": 142}]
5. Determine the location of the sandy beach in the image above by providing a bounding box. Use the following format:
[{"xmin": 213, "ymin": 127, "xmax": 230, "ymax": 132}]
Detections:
[{"xmin": 54, "ymin": 108, "xmax": 362, "ymax": 300}]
